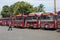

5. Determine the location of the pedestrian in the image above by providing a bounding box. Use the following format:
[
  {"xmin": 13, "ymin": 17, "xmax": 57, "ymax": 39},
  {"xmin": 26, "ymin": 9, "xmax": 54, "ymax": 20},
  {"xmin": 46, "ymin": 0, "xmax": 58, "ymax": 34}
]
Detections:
[{"xmin": 8, "ymin": 20, "xmax": 12, "ymax": 31}]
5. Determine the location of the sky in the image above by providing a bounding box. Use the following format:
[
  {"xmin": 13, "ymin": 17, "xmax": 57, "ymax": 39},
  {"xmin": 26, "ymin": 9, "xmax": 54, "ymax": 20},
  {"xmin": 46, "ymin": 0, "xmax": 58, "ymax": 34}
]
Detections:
[{"xmin": 0, "ymin": 0, "xmax": 60, "ymax": 12}]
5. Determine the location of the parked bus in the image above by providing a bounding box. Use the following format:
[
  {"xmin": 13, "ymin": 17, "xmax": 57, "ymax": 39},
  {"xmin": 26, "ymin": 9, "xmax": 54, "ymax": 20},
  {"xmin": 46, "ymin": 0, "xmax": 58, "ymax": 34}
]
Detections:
[
  {"xmin": 1, "ymin": 18, "xmax": 9, "ymax": 26},
  {"xmin": 11, "ymin": 14, "xmax": 26, "ymax": 28},
  {"xmin": 39, "ymin": 13, "xmax": 55, "ymax": 29},
  {"xmin": 56, "ymin": 11, "xmax": 60, "ymax": 29},
  {"xmin": 25, "ymin": 13, "xmax": 38, "ymax": 28},
  {"xmin": 0, "ymin": 18, "xmax": 3, "ymax": 25}
]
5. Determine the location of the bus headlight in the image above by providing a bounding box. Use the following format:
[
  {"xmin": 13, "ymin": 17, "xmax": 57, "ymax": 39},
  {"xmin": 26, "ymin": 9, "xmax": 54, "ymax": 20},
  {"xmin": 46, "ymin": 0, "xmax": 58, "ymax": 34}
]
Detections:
[{"xmin": 45, "ymin": 25, "xmax": 48, "ymax": 28}]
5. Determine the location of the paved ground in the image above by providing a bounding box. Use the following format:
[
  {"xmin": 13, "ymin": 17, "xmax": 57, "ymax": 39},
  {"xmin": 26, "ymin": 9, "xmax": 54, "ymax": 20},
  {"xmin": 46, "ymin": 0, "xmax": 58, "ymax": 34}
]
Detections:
[{"xmin": 0, "ymin": 26, "xmax": 60, "ymax": 40}]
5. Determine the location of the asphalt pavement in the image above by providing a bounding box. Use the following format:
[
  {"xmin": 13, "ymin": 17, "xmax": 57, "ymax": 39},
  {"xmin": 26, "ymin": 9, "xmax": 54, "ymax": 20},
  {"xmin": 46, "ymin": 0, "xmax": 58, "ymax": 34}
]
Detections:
[{"xmin": 0, "ymin": 26, "xmax": 60, "ymax": 40}]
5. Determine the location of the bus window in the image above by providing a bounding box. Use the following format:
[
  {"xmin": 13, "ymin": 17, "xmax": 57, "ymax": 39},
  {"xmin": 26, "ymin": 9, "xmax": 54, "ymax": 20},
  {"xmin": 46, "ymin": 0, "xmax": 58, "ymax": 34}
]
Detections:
[
  {"xmin": 26, "ymin": 16, "xmax": 32, "ymax": 20},
  {"xmin": 16, "ymin": 16, "xmax": 24, "ymax": 20},
  {"xmin": 26, "ymin": 16, "xmax": 38, "ymax": 20},
  {"xmin": 33, "ymin": 16, "xmax": 38, "ymax": 19},
  {"xmin": 40, "ymin": 15, "xmax": 53, "ymax": 20},
  {"xmin": 57, "ymin": 15, "xmax": 60, "ymax": 20}
]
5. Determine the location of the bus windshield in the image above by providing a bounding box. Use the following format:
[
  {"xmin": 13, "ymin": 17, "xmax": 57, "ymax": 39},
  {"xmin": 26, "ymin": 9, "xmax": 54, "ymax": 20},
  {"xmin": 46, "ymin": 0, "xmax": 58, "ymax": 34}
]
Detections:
[
  {"xmin": 16, "ymin": 16, "xmax": 24, "ymax": 20},
  {"xmin": 57, "ymin": 15, "xmax": 60, "ymax": 20},
  {"xmin": 27, "ymin": 21, "xmax": 36, "ymax": 24},
  {"xmin": 26, "ymin": 16, "xmax": 38, "ymax": 20},
  {"xmin": 39, "ymin": 15, "xmax": 53, "ymax": 20}
]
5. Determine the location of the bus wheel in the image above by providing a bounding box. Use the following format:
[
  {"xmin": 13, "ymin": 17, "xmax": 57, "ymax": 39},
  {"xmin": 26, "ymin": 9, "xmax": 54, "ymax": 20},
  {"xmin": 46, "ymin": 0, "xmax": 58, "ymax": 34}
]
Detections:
[
  {"xmin": 14, "ymin": 26, "xmax": 16, "ymax": 28},
  {"xmin": 29, "ymin": 26, "xmax": 33, "ymax": 29}
]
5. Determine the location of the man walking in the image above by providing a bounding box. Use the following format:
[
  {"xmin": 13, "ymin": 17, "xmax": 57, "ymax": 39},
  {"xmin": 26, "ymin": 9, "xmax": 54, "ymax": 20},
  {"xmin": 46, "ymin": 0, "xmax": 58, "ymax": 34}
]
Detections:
[{"xmin": 8, "ymin": 20, "xmax": 12, "ymax": 31}]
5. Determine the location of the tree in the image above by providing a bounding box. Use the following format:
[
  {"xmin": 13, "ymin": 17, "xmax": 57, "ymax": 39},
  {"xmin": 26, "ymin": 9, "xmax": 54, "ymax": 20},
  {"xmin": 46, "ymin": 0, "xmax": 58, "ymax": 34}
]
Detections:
[
  {"xmin": 1, "ymin": 5, "xmax": 12, "ymax": 17},
  {"xmin": 37, "ymin": 4, "xmax": 45, "ymax": 12},
  {"xmin": 10, "ymin": 1, "xmax": 36, "ymax": 15},
  {"xmin": 1, "ymin": 2, "xmax": 45, "ymax": 17}
]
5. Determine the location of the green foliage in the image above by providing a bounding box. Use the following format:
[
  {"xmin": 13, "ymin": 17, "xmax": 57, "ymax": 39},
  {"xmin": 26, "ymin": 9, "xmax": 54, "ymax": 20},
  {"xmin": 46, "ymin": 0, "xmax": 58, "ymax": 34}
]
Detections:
[
  {"xmin": 10, "ymin": 1, "xmax": 35, "ymax": 15},
  {"xmin": 1, "ymin": 5, "xmax": 11, "ymax": 17},
  {"xmin": 1, "ymin": 1, "xmax": 45, "ymax": 17},
  {"xmin": 37, "ymin": 4, "xmax": 45, "ymax": 12}
]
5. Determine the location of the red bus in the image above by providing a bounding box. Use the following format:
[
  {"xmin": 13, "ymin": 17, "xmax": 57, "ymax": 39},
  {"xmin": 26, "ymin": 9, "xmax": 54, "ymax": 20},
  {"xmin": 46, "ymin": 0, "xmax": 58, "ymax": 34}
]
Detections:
[
  {"xmin": 25, "ymin": 14, "xmax": 38, "ymax": 28},
  {"xmin": 1, "ymin": 18, "xmax": 9, "ymax": 26},
  {"xmin": 11, "ymin": 16, "xmax": 25, "ymax": 28},
  {"xmin": 56, "ymin": 11, "xmax": 60, "ymax": 29},
  {"xmin": 39, "ymin": 13, "xmax": 55, "ymax": 29},
  {"xmin": 0, "ymin": 18, "xmax": 3, "ymax": 25}
]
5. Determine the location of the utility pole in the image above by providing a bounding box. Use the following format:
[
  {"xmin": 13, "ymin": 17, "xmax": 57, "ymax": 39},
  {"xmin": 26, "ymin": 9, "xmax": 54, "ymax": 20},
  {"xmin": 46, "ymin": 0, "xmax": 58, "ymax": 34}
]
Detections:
[{"xmin": 54, "ymin": 0, "xmax": 56, "ymax": 13}]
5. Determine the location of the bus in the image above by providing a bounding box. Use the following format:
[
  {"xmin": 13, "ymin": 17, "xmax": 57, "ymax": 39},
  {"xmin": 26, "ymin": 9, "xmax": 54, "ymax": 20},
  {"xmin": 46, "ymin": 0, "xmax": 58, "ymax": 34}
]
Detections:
[
  {"xmin": 0, "ymin": 18, "xmax": 3, "ymax": 25},
  {"xmin": 1, "ymin": 18, "xmax": 9, "ymax": 26},
  {"xmin": 11, "ymin": 14, "xmax": 27, "ymax": 28},
  {"xmin": 25, "ymin": 13, "xmax": 38, "ymax": 28},
  {"xmin": 11, "ymin": 16, "xmax": 25, "ymax": 28},
  {"xmin": 56, "ymin": 11, "xmax": 60, "ymax": 29},
  {"xmin": 39, "ymin": 13, "xmax": 55, "ymax": 29}
]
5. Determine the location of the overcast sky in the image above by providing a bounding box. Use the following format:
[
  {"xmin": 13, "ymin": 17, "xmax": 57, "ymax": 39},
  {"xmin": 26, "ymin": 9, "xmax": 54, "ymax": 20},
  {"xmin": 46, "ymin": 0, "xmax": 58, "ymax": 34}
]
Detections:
[{"xmin": 0, "ymin": 0, "xmax": 60, "ymax": 12}]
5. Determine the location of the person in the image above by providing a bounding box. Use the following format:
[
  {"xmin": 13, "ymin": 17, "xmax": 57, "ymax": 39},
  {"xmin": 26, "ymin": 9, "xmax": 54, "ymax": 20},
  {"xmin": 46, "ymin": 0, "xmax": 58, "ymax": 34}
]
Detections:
[{"xmin": 8, "ymin": 19, "xmax": 12, "ymax": 31}]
